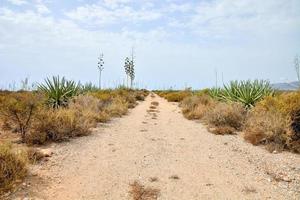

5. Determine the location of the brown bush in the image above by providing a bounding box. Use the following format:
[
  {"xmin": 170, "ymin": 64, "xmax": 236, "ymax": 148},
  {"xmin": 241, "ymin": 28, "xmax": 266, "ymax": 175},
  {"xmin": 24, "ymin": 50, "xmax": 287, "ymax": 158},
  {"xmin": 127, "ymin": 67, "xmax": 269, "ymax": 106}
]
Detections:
[
  {"xmin": 181, "ymin": 95, "xmax": 216, "ymax": 120},
  {"xmin": 104, "ymin": 97, "xmax": 128, "ymax": 117},
  {"xmin": 26, "ymin": 107, "xmax": 93, "ymax": 145},
  {"xmin": 129, "ymin": 181, "xmax": 160, "ymax": 200},
  {"xmin": 69, "ymin": 95, "xmax": 110, "ymax": 123},
  {"xmin": 151, "ymin": 102, "xmax": 159, "ymax": 106},
  {"xmin": 0, "ymin": 143, "xmax": 27, "ymax": 194},
  {"xmin": 204, "ymin": 102, "xmax": 246, "ymax": 133},
  {"xmin": 165, "ymin": 91, "xmax": 191, "ymax": 102},
  {"xmin": 243, "ymin": 109, "xmax": 296, "ymax": 152},
  {"xmin": 211, "ymin": 126, "xmax": 236, "ymax": 135},
  {"xmin": 0, "ymin": 92, "xmax": 43, "ymax": 142},
  {"xmin": 27, "ymin": 148, "xmax": 45, "ymax": 164},
  {"xmin": 248, "ymin": 92, "xmax": 300, "ymax": 153}
]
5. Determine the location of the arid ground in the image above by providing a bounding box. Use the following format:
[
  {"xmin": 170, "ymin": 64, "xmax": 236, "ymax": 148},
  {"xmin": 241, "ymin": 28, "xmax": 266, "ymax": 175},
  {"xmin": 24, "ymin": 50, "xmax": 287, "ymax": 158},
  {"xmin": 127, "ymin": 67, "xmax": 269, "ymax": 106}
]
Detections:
[{"xmin": 13, "ymin": 94, "xmax": 300, "ymax": 200}]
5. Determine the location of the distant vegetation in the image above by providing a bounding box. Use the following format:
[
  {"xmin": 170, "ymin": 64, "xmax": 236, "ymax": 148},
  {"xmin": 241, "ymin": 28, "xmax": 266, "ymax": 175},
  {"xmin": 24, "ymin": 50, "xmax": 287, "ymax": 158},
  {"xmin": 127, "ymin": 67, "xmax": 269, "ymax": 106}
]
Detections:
[{"xmin": 157, "ymin": 79, "xmax": 300, "ymax": 154}]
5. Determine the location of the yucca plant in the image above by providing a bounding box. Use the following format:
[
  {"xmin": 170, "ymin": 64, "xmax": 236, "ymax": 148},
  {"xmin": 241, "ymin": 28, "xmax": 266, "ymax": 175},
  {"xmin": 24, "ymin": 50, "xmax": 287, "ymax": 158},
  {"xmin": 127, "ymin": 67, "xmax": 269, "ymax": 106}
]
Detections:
[
  {"xmin": 210, "ymin": 80, "xmax": 274, "ymax": 108},
  {"xmin": 38, "ymin": 76, "xmax": 80, "ymax": 108}
]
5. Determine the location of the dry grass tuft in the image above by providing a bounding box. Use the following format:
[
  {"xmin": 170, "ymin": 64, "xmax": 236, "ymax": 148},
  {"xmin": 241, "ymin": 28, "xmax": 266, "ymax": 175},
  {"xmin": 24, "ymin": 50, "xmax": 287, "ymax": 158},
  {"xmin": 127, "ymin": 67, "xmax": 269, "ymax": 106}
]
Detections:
[
  {"xmin": 242, "ymin": 186, "xmax": 257, "ymax": 194},
  {"xmin": 149, "ymin": 177, "xmax": 159, "ymax": 182},
  {"xmin": 129, "ymin": 181, "xmax": 160, "ymax": 200},
  {"xmin": 210, "ymin": 126, "xmax": 236, "ymax": 135},
  {"xmin": 164, "ymin": 91, "xmax": 191, "ymax": 102},
  {"xmin": 243, "ymin": 110, "xmax": 289, "ymax": 152},
  {"xmin": 204, "ymin": 102, "xmax": 246, "ymax": 133},
  {"xmin": 27, "ymin": 148, "xmax": 45, "ymax": 164},
  {"xmin": 181, "ymin": 95, "xmax": 216, "ymax": 120},
  {"xmin": 0, "ymin": 143, "xmax": 27, "ymax": 194},
  {"xmin": 151, "ymin": 102, "xmax": 159, "ymax": 106},
  {"xmin": 26, "ymin": 107, "xmax": 93, "ymax": 145},
  {"xmin": 169, "ymin": 175, "xmax": 180, "ymax": 180},
  {"xmin": 147, "ymin": 109, "xmax": 159, "ymax": 113}
]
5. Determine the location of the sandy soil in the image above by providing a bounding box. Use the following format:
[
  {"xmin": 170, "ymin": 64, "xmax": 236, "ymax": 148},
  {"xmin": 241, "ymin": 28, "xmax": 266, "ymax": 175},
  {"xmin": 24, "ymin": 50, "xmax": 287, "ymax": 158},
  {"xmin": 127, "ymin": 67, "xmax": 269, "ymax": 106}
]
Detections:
[{"xmin": 13, "ymin": 94, "xmax": 300, "ymax": 200}]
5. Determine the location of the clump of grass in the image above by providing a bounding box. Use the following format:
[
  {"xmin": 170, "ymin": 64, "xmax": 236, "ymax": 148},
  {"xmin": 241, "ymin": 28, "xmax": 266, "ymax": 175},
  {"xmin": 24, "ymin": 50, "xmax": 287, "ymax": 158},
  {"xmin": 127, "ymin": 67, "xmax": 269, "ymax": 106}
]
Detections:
[
  {"xmin": 180, "ymin": 95, "xmax": 216, "ymax": 120},
  {"xmin": 129, "ymin": 181, "xmax": 160, "ymax": 200},
  {"xmin": 0, "ymin": 143, "xmax": 27, "ymax": 194},
  {"xmin": 69, "ymin": 94, "xmax": 110, "ymax": 123},
  {"xmin": 27, "ymin": 148, "xmax": 45, "ymax": 164},
  {"xmin": 204, "ymin": 102, "xmax": 246, "ymax": 134},
  {"xmin": 149, "ymin": 106, "xmax": 157, "ymax": 109},
  {"xmin": 148, "ymin": 177, "xmax": 159, "ymax": 182},
  {"xmin": 244, "ymin": 91, "xmax": 300, "ymax": 153},
  {"xmin": 169, "ymin": 175, "xmax": 180, "ymax": 180},
  {"xmin": 211, "ymin": 126, "xmax": 236, "ymax": 135},
  {"xmin": 151, "ymin": 102, "xmax": 159, "ymax": 106},
  {"xmin": 164, "ymin": 91, "xmax": 192, "ymax": 102},
  {"xmin": 26, "ymin": 107, "xmax": 93, "ymax": 145}
]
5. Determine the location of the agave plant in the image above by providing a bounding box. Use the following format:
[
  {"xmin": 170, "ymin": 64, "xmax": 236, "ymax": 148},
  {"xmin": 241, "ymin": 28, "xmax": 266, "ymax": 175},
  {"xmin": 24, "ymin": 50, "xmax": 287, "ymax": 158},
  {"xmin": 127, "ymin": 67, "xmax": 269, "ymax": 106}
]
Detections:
[
  {"xmin": 80, "ymin": 82, "xmax": 99, "ymax": 93},
  {"xmin": 210, "ymin": 80, "xmax": 274, "ymax": 108},
  {"xmin": 38, "ymin": 76, "xmax": 80, "ymax": 108}
]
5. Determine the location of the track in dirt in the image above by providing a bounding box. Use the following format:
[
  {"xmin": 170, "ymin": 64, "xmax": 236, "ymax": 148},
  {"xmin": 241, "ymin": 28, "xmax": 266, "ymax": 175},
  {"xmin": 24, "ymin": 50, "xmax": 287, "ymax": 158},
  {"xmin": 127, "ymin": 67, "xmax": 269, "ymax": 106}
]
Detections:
[{"xmin": 19, "ymin": 94, "xmax": 300, "ymax": 200}]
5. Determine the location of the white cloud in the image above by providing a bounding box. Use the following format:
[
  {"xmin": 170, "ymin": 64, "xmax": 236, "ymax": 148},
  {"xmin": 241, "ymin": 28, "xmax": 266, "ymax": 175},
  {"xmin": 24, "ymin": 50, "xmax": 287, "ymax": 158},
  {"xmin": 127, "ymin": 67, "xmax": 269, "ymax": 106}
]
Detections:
[
  {"xmin": 36, "ymin": 4, "xmax": 51, "ymax": 14},
  {"xmin": 65, "ymin": 4, "xmax": 162, "ymax": 25},
  {"xmin": 170, "ymin": 0, "xmax": 300, "ymax": 39},
  {"xmin": 7, "ymin": 0, "xmax": 27, "ymax": 6}
]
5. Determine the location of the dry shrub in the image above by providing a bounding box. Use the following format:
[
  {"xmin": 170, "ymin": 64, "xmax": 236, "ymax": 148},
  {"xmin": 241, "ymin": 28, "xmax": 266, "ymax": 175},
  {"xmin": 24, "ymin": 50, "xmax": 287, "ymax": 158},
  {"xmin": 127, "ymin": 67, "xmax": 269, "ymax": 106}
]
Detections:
[
  {"xmin": 165, "ymin": 91, "xmax": 191, "ymax": 102},
  {"xmin": 181, "ymin": 95, "xmax": 216, "ymax": 120},
  {"xmin": 135, "ymin": 91, "xmax": 147, "ymax": 101},
  {"xmin": 0, "ymin": 92, "xmax": 43, "ymax": 142},
  {"xmin": 151, "ymin": 102, "xmax": 159, "ymax": 106},
  {"xmin": 129, "ymin": 181, "xmax": 160, "ymax": 200},
  {"xmin": 243, "ymin": 109, "xmax": 300, "ymax": 152},
  {"xmin": 211, "ymin": 126, "xmax": 236, "ymax": 135},
  {"xmin": 246, "ymin": 91, "xmax": 300, "ymax": 153},
  {"xmin": 105, "ymin": 97, "xmax": 128, "ymax": 117},
  {"xmin": 0, "ymin": 143, "xmax": 27, "ymax": 194},
  {"xmin": 27, "ymin": 148, "xmax": 45, "ymax": 164},
  {"xmin": 69, "ymin": 95, "xmax": 110, "ymax": 123},
  {"xmin": 205, "ymin": 102, "xmax": 246, "ymax": 129},
  {"xmin": 26, "ymin": 108, "xmax": 93, "ymax": 145},
  {"xmin": 149, "ymin": 106, "xmax": 156, "ymax": 109}
]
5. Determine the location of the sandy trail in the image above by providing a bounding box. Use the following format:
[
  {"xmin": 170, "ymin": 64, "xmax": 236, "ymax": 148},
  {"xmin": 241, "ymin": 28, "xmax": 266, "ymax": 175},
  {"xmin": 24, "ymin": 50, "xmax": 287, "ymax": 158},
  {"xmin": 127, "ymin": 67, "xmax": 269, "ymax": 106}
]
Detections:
[{"xmin": 27, "ymin": 94, "xmax": 299, "ymax": 200}]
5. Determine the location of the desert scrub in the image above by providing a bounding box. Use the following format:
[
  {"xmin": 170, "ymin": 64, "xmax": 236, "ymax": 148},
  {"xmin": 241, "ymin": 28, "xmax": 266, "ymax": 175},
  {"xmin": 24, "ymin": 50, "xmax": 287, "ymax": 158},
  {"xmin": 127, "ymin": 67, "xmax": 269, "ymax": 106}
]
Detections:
[
  {"xmin": 69, "ymin": 95, "xmax": 110, "ymax": 123},
  {"xmin": 164, "ymin": 91, "xmax": 192, "ymax": 102},
  {"xmin": 180, "ymin": 95, "xmax": 216, "ymax": 120},
  {"xmin": 204, "ymin": 102, "xmax": 247, "ymax": 135},
  {"xmin": 244, "ymin": 91, "xmax": 300, "ymax": 153},
  {"xmin": 0, "ymin": 143, "xmax": 27, "ymax": 194},
  {"xmin": 104, "ymin": 96, "xmax": 128, "ymax": 117},
  {"xmin": 27, "ymin": 107, "xmax": 94, "ymax": 144},
  {"xmin": 244, "ymin": 110, "xmax": 289, "ymax": 152},
  {"xmin": 0, "ymin": 92, "xmax": 42, "ymax": 142}
]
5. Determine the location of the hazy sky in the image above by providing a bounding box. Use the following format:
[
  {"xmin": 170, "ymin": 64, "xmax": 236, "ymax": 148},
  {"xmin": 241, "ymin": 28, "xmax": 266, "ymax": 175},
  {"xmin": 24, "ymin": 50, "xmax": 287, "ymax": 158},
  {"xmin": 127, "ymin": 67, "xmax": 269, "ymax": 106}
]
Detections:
[{"xmin": 1, "ymin": 0, "xmax": 300, "ymax": 89}]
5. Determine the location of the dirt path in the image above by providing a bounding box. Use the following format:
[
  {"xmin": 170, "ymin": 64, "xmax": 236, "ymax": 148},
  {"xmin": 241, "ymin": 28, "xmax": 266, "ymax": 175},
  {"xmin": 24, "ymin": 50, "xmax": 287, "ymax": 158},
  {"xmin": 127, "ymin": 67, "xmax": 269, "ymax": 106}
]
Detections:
[{"xmin": 23, "ymin": 94, "xmax": 300, "ymax": 200}]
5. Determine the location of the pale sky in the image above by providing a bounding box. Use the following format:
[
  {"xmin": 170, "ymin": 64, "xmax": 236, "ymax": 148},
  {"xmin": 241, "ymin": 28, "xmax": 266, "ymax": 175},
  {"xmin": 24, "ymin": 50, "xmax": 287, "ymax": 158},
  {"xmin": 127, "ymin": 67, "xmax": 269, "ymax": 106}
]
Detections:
[{"xmin": 0, "ymin": 0, "xmax": 300, "ymax": 89}]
